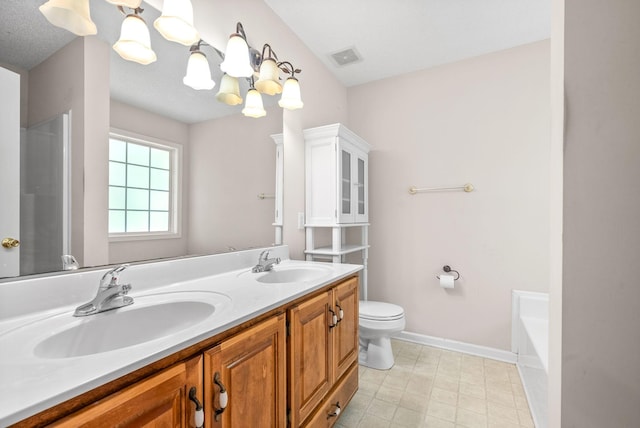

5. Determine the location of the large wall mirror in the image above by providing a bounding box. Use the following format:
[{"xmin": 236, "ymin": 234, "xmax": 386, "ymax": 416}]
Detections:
[{"xmin": 0, "ymin": 0, "xmax": 284, "ymax": 280}]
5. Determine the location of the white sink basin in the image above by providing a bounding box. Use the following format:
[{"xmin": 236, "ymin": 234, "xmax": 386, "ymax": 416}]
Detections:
[
  {"xmin": 5, "ymin": 291, "xmax": 231, "ymax": 359},
  {"xmin": 241, "ymin": 265, "xmax": 333, "ymax": 284}
]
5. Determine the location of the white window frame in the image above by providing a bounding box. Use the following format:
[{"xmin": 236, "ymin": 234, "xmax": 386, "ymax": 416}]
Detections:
[{"xmin": 108, "ymin": 128, "xmax": 183, "ymax": 242}]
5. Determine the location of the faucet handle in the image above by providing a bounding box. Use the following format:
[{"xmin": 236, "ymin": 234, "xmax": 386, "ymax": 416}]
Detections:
[
  {"xmin": 101, "ymin": 263, "xmax": 130, "ymax": 287},
  {"xmin": 112, "ymin": 263, "xmax": 129, "ymax": 274}
]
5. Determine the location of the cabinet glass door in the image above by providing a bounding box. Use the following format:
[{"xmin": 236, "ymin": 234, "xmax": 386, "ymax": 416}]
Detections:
[
  {"xmin": 341, "ymin": 149, "xmax": 351, "ymax": 216},
  {"xmin": 357, "ymin": 157, "xmax": 365, "ymax": 215}
]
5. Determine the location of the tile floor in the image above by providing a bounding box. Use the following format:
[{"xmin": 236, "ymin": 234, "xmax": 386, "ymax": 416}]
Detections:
[{"xmin": 337, "ymin": 339, "xmax": 534, "ymax": 428}]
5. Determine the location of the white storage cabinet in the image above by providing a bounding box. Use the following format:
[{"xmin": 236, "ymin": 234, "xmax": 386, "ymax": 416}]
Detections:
[
  {"xmin": 303, "ymin": 123, "xmax": 370, "ymax": 299},
  {"xmin": 304, "ymin": 124, "xmax": 369, "ymax": 225}
]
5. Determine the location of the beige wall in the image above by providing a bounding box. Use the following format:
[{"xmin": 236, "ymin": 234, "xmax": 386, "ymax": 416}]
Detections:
[
  {"xmin": 548, "ymin": 0, "xmax": 564, "ymax": 424},
  {"xmin": 82, "ymin": 37, "xmax": 110, "ymax": 268},
  {"xmin": 188, "ymin": 108, "xmax": 282, "ymax": 254},
  {"xmin": 109, "ymin": 100, "xmax": 190, "ymax": 264},
  {"xmin": 562, "ymin": 0, "xmax": 640, "ymax": 426},
  {"xmin": 27, "ymin": 36, "xmax": 110, "ymax": 268},
  {"xmin": 348, "ymin": 41, "xmax": 551, "ymax": 350}
]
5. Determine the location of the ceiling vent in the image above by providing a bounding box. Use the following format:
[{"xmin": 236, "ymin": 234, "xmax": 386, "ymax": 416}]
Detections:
[{"xmin": 330, "ymin": 47, "xmax": 362, "ymax": 67}]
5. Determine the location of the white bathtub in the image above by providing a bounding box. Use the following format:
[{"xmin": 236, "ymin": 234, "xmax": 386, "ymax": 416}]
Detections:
[{"xmin": 512, "ymin": 290, "xmax": 548, "ymax": 428}]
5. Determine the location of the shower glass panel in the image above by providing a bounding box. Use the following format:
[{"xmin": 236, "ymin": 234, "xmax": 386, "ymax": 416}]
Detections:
[{"xmin": 20, "ymin": 113, "xmax": 70, "ymax": 275}]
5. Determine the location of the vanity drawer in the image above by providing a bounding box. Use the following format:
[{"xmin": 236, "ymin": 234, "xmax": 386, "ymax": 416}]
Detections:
[{"xmin": 302, "ymin": 362, "xmax": 358, "ymax": 428}]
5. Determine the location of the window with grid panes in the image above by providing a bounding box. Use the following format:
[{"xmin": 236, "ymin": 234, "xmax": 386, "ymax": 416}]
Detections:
[{"xmin": 108, "ymin": 135, "xmax": 176, "ymax": 235}]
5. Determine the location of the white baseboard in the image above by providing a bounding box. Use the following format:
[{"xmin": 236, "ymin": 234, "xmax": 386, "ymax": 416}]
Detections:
[{"xmin": 394, "ymin": 331, "xmax": 517, "ymax": 364}]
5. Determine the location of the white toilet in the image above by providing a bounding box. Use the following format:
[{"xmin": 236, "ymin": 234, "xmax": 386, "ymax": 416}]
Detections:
[{"xmin": 358, "ymin": 300, "xmax": 406, "ymax": 370}]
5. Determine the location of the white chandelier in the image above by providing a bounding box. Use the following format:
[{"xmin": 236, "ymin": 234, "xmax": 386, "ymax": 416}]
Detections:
[{"xmin": 39, "ymin": 2, "xmax": 303, "ymax": 118}]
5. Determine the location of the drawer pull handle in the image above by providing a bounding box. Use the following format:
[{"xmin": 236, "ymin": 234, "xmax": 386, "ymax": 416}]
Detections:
[
  {"xmin": 213, "ymin": 372, "xmax": 228, "ymax": 421},
  {"xmin": 328, "ymin": 308, "xmax": 338, "ymax": 329},
  {"xmin": 188, "ymin": 387, "xmax": 204, "ymax": 428},
  {"xmin": 335, "ymin": 303, "xmax": 344, "ymax": 322},
  {"xmin": 327, "ymin": 401, "xmax": 341, "ymax": 418}
]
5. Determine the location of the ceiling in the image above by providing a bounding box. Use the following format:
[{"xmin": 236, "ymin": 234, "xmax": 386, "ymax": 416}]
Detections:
[
  {"xmin": 0, "ymin": 0, "xmax": 550, "ymax": 123},
  {"xmin": 265, "ymin": 0, "xmax": 551, "ymax": 87}
]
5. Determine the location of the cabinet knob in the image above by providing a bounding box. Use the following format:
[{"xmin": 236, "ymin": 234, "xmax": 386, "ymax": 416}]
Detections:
[{"xmin": 213, "ymin": 372, "xmax": 228, "ymax": 421}]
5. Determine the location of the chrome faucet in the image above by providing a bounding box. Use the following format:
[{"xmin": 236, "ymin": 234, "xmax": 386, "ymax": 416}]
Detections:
[
  {"xmin": 252, "ymin": 250, "xmax": 281, "ymax": 273},
  {"xmin": 74, "ymin": 264, "xmax": 133, "ymax": 317}
]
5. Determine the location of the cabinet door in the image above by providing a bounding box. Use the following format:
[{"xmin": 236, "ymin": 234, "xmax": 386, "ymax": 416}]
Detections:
[
  {"xmin": 289, "ymin": 290, "xmax": 334, "ymax": 426},
  {"xmin": 338, "ymin": 143, "xmax": 368, "ymax": 224},
  {"xmin": 305, "ymin": 137, "xmax": 338, "ymax": 225},
  {"xmin": 204, "ymin": 314, "xmax": 286, "ymax": 428},
  {"xmin": 51, "ymin": 356, "xmax": 203, "ymax": 427},
  {"xmin": 333, "ymin": 277, "xmax": 359, "ymax": 381}
]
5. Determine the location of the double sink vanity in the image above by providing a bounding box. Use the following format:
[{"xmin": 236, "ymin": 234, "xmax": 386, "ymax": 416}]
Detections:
[{"xmin": 0, "ymin": 246, "xmax": 362, "ymax": 427}]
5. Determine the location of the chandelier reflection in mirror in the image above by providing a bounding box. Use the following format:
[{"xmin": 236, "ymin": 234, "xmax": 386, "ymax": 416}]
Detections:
[{"xmin": 39, "ymin": 0, "xmax": 303, "ymax": 118}]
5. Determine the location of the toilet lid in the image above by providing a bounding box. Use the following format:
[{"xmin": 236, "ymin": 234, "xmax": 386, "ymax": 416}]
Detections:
[{"xmin": 359, "ymin": 301, "xmax": 404, "ymax": 321}]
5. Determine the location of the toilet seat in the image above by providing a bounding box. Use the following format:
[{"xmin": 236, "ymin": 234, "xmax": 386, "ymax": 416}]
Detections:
[{"xmin": 359, "ymin": 301, "xmax": 404, "ymax": 321}]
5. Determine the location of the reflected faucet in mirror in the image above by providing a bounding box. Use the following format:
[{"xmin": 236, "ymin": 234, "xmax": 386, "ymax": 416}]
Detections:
[{"xmin": 61, "ymin": 255, "xmax": 79, "ymax": 271}]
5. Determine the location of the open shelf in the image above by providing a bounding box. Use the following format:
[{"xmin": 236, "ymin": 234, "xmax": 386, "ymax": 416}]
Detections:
[
  {"xmin": 304, "ymin": 244, "xmax": 370, "ymax": 256},
  {"xmin": 304, "ymin": 223, "xmax": 370, "ymax": 228}
]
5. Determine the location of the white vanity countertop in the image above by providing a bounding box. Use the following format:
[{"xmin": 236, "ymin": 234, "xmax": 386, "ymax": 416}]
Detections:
[{"xmin": 0, "ymin": 248, "xmax": 362, "ymax": 426}]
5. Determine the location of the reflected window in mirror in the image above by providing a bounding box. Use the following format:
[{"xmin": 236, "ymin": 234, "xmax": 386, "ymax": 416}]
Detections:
[{"xmin": 108, "ymin": 130, "xmax": 181, "ymax": 241}]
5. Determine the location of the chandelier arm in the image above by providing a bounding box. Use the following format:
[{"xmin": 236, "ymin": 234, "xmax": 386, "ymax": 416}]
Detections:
[
  {"xmin": 236, "ymin": 22, "xmax": 247, "ymax": 40},
  {"xmin": 116, "ymin": 5, "xmax": 144, "ymax": 15},
  {"xmin": 261, "ymin": 44, "xmax": 278, "ymax": 62},
  {"xmin": 278, "ymin": 61, "xmax": 301, "ymax": 78}
]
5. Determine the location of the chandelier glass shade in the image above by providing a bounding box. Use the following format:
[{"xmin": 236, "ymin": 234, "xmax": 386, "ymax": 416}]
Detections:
[
  {"xmin": 183, "ymin": 50, "xmax": 215, "ymax": 90},
  {"xmin": 153, "ymin": 0, "xmax": 200, "ymax": 46},
  {"xmin": 220, "ymin": 32, "xmax": 254, "ymax": 78},
  {"xmin": 278, "ymin": 77, "xmax": 304, "ymax": 110},
  {"xmin": 113, "ymin": 13, "xmax": 157, "ymax": 65},
  {"xmin": 215, "ymin": 74, "xmax": 243, "ymax": 106},
  {"xmin": 39, "ymin": 0, "xmax": 97, "ymax": 36},
  {"xmin": 255, "ymin": 58, "xmax": 283, "ymax": 96},
  {"xmin": 242, "ymin": 87, "xmax": 267, "ymax": 118}
]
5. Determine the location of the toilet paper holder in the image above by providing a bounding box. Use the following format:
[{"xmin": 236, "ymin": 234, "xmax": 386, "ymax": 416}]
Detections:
[{"xmin": 436, "ymin": 265, "xmax": 460, "ymax": 280}]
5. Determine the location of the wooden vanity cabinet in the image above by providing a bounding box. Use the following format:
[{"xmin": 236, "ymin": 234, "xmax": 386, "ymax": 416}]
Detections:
[
  {"xmin": 288, "ymin": 276, "xmax": 359, "ymax": 427},
  {"xmin": 21, "ymin": 276, "xmax": 358, "ymax": 428},
  {"xmin": 204, "ymin": 313, "xmax": 287, "ymax": 427},
  {"xmin": 51, "ymin": 355, "xmax": 203, "ymax": 427}
]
